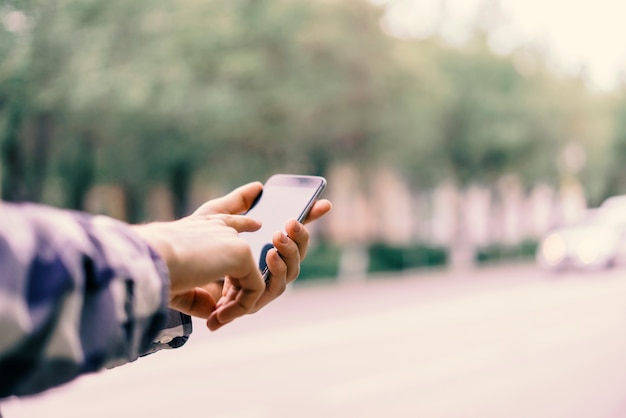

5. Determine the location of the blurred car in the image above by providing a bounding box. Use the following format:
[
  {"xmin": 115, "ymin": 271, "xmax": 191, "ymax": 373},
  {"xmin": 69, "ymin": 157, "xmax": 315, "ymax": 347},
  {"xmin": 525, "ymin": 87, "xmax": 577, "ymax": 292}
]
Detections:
[
  {"xmin": 537, "ymin": 206, "xmax": 626, "ymax": 271},
  {"xmin": 598, "ymin": 194, "xmax": 626, "ymax": 228},
  {"xmin": 600, "ymin": 194, "xmax": 626, "ymax": 211}
]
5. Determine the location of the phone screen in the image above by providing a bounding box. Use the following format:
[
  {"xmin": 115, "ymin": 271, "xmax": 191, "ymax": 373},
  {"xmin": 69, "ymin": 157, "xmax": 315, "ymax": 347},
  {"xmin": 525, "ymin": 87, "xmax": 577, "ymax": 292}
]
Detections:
[{"xmin": 243, "ymin": 175, "xmax": 326, "ymax": 278}]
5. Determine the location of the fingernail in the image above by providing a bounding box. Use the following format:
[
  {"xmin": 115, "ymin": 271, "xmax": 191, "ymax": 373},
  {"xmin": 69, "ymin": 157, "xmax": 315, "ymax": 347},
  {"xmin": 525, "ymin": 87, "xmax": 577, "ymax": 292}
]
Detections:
[
  {"xmin": 279, "ymin": 231, "xmax": 288, "ymax": 243},
  {"xmin": 293, "ymin": 221, "xmax": 302, "ymax": 233}
]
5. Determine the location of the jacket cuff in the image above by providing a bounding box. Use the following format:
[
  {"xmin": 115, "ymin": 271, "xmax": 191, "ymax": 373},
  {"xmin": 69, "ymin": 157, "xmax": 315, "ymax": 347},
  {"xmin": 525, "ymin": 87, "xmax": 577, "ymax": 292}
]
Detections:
[{"xmin": 143, "ymin": 309, "xmax": 193, "ymax": 355}]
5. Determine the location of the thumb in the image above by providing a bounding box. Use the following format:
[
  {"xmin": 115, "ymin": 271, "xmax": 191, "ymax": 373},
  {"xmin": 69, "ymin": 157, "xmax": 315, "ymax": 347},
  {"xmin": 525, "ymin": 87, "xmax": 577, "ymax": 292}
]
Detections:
[{"xmin": 170, "ymin": 288, "xmax": 218, "ymax": 318}]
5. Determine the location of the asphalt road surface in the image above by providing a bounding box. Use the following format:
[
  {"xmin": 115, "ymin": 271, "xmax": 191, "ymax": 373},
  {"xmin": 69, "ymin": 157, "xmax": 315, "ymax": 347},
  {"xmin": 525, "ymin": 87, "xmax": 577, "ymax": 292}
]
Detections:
[{"xmin": 3, "ymin": 263, "xmax": 626, "ymax": 418}]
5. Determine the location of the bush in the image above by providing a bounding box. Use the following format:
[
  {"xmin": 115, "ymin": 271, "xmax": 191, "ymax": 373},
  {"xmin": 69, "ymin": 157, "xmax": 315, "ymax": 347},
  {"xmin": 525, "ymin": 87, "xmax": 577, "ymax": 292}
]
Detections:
[
  {"xmin": 298, "ymin": 242, "xmax": 342, "ymax": 281},
  {"xmin": 475, "ymin": 240, "xmax": 538, "ymax": 264},
  {"xmin": 367, "ymin": 242, "xmax": 448, "ymax": 273}
]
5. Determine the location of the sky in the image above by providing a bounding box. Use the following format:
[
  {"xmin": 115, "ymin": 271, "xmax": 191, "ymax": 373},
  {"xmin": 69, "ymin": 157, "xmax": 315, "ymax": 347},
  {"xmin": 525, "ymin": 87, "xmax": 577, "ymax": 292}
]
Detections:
[{"xmin": 373, "ymin": 0, "xmax": 626, "ymax": 91}]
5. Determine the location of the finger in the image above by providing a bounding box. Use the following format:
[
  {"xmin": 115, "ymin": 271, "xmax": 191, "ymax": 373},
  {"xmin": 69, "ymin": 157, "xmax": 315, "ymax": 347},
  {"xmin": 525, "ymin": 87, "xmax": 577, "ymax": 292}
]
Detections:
[
  {"xmin": 194, "ymin": 182, "xmax": 263, "ymax": 216},
  {"xmin": 204, "ymin": 281, "xmax": 224, "ymax": 302},
  {"xmin": 170, "ymin": 288, "xmax": 217, "ymax": 319},
  {"xmin": 221, "ymin": 278, "xmax": 233, "ymax": 298},
  {"xmin": 209, "ymin": 214, "xmax": 261, "ymax": 233},
  {"xmin": 272, "ymin": 229, "xmax": 301, "ymax": 282},
  {"xmin": 302, "ymin": 199, "xmax": 332, "ymax": 224},
  {"xmin": 254, "ymin": 248, "xmax": 287, "ymax": 310},
  {"xmin": 285, "ymin": 219, "xmax": 310, "ymax": 261},
  {"xmin": 206, "ymin": 271, "xmax": 264, "ymax": 331},
  {"xmin": 207, "ymin": 288, "xmax": 260, "ymax": 330}
]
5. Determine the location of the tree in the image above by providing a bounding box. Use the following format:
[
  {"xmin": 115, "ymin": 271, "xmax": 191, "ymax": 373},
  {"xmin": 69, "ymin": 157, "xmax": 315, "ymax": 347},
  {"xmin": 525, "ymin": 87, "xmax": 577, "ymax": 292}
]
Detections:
[{"xmin": 0, "ymin": 0, "xmax": 72, "ymax": 203}]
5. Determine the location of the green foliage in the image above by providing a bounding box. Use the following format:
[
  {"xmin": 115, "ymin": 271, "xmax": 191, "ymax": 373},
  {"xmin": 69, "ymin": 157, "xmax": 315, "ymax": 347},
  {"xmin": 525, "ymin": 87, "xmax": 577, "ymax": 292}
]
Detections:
[
  {"xmin": 435, "ymin": 40, "xmax": 550, "ymax": 188},
  {"xmin": 475, "ymin": 240, "xmax": 538, "ymax": 264},
  {"xmin": 297, "ymin": 241, "xmax": 342, "ymax": 281},
  {"xmin": 0, "ymin": 0, "xmax": 620, "ymax": 224},
  {"xmin": 603, "ymin": 91, "xmax": 626, "ymax": 199},
  {"xmin": 367, "ymin": 242, "xmax": 448, "ymax": 273},
  {"xmin": 299, "ymin": 241, "xmax": 450, "ymax": 280}
]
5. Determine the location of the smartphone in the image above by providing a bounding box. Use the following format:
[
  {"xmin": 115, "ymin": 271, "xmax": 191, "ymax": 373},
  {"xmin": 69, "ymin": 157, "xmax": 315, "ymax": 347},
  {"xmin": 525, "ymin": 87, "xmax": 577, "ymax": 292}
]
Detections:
[{"xmin": 243, "ymin": 174, "xmax": 327, "ymax": 280}]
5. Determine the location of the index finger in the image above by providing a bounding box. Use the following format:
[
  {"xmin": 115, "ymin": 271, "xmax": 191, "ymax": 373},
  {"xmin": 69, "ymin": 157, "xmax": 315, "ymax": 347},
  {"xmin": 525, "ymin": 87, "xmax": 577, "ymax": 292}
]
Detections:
[
  {"xmin": 206, "ymin": 262, "xmax": 265, "ymax": 330},
  {"xmin": 303, "ymin": 199, "xmax": 332, "ymax": 224},
  {"xmin": 206, "ymin": 282, "xmax": 263, "ymax": 330},
  {"xmin": 194, "ymin": 182, "xmax": 263, "ymax": 217},
  {"xmin": 207, "ymin": 214, "xmax": 261, "ymax": 233}
]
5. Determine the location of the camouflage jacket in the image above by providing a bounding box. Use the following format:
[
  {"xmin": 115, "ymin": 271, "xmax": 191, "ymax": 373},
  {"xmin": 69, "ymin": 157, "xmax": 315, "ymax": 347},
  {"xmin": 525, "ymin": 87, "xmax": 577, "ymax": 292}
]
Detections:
[{"xmin": 0, "ymin": 202, "xmax": 192, "ymax": 399}]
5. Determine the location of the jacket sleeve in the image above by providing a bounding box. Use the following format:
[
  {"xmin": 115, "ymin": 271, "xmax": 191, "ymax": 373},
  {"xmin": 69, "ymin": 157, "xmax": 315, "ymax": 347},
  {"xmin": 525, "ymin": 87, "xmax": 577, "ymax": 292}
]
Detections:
[{"xmin": 0, "ymin": 202, "xmax": 192, "ymax": 399}]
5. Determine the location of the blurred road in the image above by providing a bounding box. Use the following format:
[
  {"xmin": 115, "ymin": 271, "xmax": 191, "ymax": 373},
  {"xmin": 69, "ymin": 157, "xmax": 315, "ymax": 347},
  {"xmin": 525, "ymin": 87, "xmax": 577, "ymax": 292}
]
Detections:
[{"xmin": 3, "ymin": 263, "xmax": 626, "ymax": 418}]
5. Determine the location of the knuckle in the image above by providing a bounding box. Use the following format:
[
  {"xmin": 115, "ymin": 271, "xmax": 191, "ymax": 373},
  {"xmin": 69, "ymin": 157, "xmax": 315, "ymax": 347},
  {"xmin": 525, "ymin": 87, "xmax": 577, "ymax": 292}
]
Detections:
[
  {"xmin": 233, "ymin": 240, "xmax": 253, "ymax": 258},
  {"xmin": 277, "ymin": 258, "xmax": 288, "ymax": 276},
  {"xmin": 295, "ymin": 222, "xmax": 309, "ymax": 237},
  {"xmin": 216, "ymin": 213, "xmax": 232, "ymax": 222},
  {"xmin": 288, "ymin": 264, "xmax": 301, "ymax": 282},
  {"xmin": 206, "ymin": 216, "xmax": 227, "ymax": 227},
  {"xmin": 275, "ymin": 281, "xmax": 287, "ymax": 296}
]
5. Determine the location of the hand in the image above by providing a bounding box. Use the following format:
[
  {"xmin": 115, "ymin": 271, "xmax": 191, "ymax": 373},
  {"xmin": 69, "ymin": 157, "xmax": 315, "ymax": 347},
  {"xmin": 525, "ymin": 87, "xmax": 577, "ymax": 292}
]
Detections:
[
  {"xmin": 134, "ymin": 181, "xmax": 332, "ymax": 331},
  {"xmin": 250, "ymin": 211, "xmax": 330, "ymax": 313},
  {"xmin": 193, "ymin": 182, "xmax": 332, "ymax": 330},
  {"xmin": 131, "ymin": 184, "xmax": 267, "ymax": 329}
]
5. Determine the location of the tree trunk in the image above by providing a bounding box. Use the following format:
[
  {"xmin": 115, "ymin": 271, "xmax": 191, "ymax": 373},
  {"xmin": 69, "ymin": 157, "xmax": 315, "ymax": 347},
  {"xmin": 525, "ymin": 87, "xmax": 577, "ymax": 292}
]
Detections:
[
  {"xmin": 123, "ymin": 184, "xmax": 143, "ymax": 223},
  {"xmin": 1, "ymin": 105, "xmax": 26, "ymax": 202},
  {"xmin": 170, "ymin": 162, "xmax": 191, "ymax": 218},
  {"xmin": 448, "ymin": 187, "xmax": 477, "ymax": 271},
  {"xmin": 30, "ymin": 112, "xmax": 53, "ymax": 202},
  {"xmin": 65, "ymin": 135, "xmax": 95, "ymax": 211}
]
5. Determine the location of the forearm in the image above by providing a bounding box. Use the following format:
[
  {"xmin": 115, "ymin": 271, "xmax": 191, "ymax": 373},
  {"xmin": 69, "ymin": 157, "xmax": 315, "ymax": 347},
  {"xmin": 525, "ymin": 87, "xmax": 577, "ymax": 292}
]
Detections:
[{"xmin": 0, "ymin": 202, "xmax": 190, "ymax": 398}]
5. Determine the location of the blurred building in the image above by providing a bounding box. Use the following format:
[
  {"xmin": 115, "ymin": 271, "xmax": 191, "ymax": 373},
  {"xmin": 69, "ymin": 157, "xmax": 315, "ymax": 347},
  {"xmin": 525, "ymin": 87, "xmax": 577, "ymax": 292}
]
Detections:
[{"xmin": 324, "ymin": 163, "xmax": 586, "ymax": 251}]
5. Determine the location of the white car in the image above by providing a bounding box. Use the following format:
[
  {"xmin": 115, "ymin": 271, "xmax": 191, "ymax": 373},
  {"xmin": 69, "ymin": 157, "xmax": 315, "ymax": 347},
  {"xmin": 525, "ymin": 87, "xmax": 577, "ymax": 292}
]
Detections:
[{"xmin": 537, "ymin": 208, "xmax": 626, "ymax": 271}]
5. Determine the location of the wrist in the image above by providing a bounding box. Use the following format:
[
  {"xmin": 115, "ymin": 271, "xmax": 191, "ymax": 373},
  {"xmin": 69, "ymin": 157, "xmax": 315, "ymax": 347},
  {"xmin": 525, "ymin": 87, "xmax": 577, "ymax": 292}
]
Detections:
[{"xmin": 131, "ymin": 223, "xmax": 177, "ymax": 280}]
